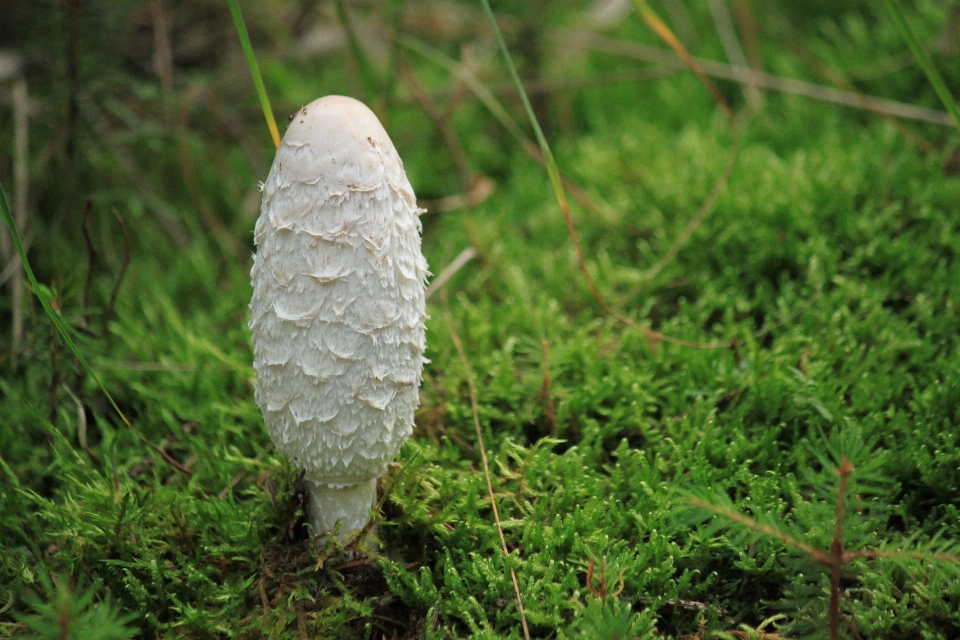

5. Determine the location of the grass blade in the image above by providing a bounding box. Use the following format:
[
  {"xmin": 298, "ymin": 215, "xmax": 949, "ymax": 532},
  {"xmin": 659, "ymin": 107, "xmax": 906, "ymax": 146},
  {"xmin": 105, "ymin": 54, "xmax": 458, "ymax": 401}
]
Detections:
[
  {"xmin": 632, "ymin": 0, "xmax": 734, "ymax": 121},
  {"xmin": 478, "ymin": 2, "xmax": 567, "ymax": 218},
  {"xmin": 398, "ymin": 35, "xmax": 616, "ymax": 220},
  {"xmin": 479, "ymin": 0, "xmax": 748, "ymax": 349},
  {"xmin": 0, "ymin": 182, "xmax": 191, "ymax": 476},
  {"xmin": 227, "ymin": 0, "xmax": 281, "ymax": 148},
  {"xmin": 881, "ymin": 0, "xmax": 960, "ymax": 134}
]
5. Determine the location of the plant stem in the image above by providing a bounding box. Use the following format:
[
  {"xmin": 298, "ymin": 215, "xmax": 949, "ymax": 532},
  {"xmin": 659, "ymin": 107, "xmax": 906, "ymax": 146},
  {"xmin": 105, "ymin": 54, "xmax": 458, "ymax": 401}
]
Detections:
[
  {"xmin": 829, "ymin": 455, "xmax": 853, "ymax": 640},
  {"xmin": 632, "ymin": 0, "xmax": 734, "ymax": 121},
  {"xmin": 226, "ymin": 0, "xmax": 281, "ymax": 148},
  {"xmin": 882, "ymin": 0, "xmax": 960, "ymax": 134},
  {"xmin": 443, "ymin": 294, "xmax": 531, "ymax": 640}
]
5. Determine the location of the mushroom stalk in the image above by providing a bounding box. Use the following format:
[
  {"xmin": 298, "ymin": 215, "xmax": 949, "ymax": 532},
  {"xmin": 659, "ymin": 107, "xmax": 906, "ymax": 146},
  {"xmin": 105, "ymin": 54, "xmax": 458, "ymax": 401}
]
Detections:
[{"xmin": 250, "ymin": 96, "xmax": 428, "ymax": 541}]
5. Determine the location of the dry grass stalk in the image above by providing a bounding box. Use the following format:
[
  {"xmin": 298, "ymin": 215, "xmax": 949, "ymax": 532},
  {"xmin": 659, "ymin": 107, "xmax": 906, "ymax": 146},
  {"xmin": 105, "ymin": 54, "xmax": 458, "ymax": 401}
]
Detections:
[
  {"xmin": 425, "ymin": 247, "xmax": 477, "ymax": 301},
  {"xmin": 708, "ymin": 0, "xmax": 761, "ymax": 108},
  {"xmin": 632, "ymin": 0, "xmax": 734, "ymax": 121},
  {"xmin": 442, "ymin": 293, "xmax": 531, "ymax": 640},
  {"xmin": 575, "ymin": 31, "xmax": 956, "ymax": 126}
]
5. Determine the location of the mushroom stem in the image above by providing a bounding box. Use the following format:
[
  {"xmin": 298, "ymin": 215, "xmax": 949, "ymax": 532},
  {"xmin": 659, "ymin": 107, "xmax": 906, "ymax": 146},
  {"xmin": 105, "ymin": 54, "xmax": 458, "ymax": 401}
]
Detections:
[{"xmin": 304, "ymin": 478, "xmax": 377, "ymax": 541}]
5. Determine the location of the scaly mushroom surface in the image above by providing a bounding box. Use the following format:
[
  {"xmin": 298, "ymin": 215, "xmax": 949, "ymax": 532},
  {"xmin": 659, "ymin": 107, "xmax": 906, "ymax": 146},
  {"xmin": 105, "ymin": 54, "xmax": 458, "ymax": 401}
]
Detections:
[{"xmin": 250, "ymin": 95, "xmax": 428, "ymax": 540}]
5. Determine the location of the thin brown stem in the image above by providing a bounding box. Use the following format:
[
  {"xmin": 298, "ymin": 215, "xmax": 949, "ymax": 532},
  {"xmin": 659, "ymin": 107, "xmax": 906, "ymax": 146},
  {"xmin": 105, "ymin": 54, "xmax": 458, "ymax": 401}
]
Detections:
[
  {"xmin": 829, "ymin": 456, "xmax": 853, "ymax": 640},
  {"xmin": 81, "ymin": 197, "xmax": 96, "ymax": 323},
  {"xmin": 100, "ymin": 208, "xmax": 131, "ymax": 336},
  {"xmin": 397, "ymin": 55, "xmax": 474, "ymax": 190},
  {"xmin": 442, "ymin": 293, "xmax": 531, "ymax": 640},
  {"xmin": 575, "ymin": 31, "xmax": 955, "ymax": 127}
]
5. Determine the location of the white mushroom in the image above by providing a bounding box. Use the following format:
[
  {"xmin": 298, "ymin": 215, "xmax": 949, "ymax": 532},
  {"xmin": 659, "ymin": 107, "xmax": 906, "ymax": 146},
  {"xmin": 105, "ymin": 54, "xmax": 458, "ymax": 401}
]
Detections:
[{"xmin": 249, "ymin": 96, "xmax": 428, "ymax": 541}]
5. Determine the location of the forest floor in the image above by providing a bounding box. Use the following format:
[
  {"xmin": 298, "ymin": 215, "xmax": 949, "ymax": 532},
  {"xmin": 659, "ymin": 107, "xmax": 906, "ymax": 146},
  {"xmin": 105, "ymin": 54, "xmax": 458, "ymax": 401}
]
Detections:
[{"xmin": 2, "ymin": 1, "xmax": 960, "ymax": 638}]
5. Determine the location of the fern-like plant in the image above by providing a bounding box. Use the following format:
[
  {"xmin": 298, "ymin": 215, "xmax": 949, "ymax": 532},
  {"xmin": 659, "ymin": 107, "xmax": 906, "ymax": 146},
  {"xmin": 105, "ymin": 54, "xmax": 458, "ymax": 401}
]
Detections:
[
  {"xmin": 687, "ymin": 426, "xmax": 960, "ymax": 639},
  {"xmin": 15, "ymin": 573, "xmax": 135, "ymax": 640}
]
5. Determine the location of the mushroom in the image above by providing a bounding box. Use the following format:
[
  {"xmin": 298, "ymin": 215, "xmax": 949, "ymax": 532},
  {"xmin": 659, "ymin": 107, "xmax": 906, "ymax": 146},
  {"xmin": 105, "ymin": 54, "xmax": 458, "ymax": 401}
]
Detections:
[{"xmin": 249, "ymin": 96, "xmax": 428, "ymax": 540}]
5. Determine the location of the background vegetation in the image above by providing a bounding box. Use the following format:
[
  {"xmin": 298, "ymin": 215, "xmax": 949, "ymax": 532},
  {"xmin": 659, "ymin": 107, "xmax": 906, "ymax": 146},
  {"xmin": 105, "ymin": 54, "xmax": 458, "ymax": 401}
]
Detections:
[{"xmin": 2, "ymin": 0, "xmax": 960, "ymax": 637}]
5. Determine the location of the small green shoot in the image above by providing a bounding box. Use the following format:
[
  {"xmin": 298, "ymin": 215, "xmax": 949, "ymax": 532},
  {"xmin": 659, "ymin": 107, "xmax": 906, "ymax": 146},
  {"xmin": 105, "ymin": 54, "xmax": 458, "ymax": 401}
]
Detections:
[
  {"xmin": 687, "ymin": 427, "xmax": 960, "ymax": 640},
  {"xmin": 16, "ymin": 573, "xmax": 136, "ymax": 640}
]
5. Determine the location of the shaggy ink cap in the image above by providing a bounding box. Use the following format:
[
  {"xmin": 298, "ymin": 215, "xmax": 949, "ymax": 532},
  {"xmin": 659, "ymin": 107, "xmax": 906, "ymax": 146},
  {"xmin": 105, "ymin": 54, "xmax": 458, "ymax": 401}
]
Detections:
[{"xmin": 250, "ymin": 96, "xmax": 428, "ymax": 541}]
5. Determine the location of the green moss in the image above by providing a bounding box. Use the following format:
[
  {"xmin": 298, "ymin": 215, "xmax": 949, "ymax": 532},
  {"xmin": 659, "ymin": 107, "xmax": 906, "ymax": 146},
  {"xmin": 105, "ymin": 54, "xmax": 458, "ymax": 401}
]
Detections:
[{"xmin": 3, "ymin": 1, "xmax": 960, "ymax": 637}]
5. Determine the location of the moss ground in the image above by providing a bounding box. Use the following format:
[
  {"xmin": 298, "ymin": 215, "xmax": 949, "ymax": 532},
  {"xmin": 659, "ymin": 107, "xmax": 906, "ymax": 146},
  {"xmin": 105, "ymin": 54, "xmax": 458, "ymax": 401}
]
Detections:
[{"xmin": 2, "ymin": 1, "xmax": 960, "ymax": 637}]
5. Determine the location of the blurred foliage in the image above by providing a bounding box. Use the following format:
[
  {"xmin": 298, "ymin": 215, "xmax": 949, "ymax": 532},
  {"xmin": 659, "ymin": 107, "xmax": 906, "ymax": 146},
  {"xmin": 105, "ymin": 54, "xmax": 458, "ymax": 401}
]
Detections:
[{"xmin": 2, "ymin": 0, "xmax": 960, "ymax": 638}]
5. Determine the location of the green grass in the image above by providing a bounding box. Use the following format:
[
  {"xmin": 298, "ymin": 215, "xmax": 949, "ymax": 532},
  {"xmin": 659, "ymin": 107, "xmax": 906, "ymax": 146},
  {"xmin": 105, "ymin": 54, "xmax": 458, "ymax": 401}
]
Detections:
[{"xmin": 2, "ymin": 1, "xmax": 960, "ymax": 638}]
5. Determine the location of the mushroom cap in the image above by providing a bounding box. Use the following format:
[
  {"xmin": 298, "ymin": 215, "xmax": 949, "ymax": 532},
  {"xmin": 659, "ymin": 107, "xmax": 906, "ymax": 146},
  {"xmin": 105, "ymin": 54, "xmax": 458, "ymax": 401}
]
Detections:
[
  {"xmin": 275, "ymin": 95, "xmax": 411, "ymax": 202},
  {"xmin": 250, "ymin": 95, "xmax": 428, "ymax": 488}
]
